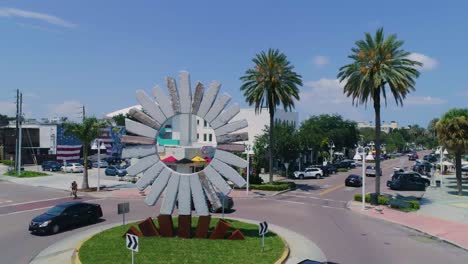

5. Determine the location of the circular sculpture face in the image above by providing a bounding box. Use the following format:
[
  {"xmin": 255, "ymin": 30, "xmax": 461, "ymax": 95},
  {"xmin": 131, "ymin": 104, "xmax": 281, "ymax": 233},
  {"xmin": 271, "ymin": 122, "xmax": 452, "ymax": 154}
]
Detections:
[
  {"xmin": 157, "ymin": 113, "xmax": 216, "ymax": 173},
  {"xmin": 122, "ymin": 71, "xmax": 248, "ymax": 216}
]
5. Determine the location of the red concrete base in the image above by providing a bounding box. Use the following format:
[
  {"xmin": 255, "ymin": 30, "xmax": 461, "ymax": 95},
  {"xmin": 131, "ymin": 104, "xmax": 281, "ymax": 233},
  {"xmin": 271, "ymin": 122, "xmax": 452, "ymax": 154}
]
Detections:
[
  {"xmin": 178, "ymin": 215, "xmax": 192, "ymax": 238},
  {"xmin": 138, "ymin": 217, "xmax": 160, "ymax": 237},
  {"xmin": 158, "ymin": 214, "xmax": 174, "ymax": 237},
  {"xmin": 195, "ymin": 215, "xmax": 211, "ymax": 239},
  {"xmin": 228, "ymin": 229, "xmax": 245, "ymax": 240},
  {"xmin": 123, "ymin": 226, "xmax": 143, "ymax": 237},
  {"xmin": 209, "ymin": 219, "xmax": 232, "ymax": 239}
]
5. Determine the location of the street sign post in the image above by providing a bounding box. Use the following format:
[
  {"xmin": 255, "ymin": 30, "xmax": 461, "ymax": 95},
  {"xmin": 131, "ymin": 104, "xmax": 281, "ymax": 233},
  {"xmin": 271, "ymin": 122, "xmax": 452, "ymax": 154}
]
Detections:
[
  {"xmin": 126, "ymin": 233, "xmax": 138, "ymax": 264},
  {"xmin": 259, "ymin": 221, "xmax": 269, "ymax": 252},
  {"xmin": 118, "ymin": 202, "xmax": 130, "ymax": 225}
]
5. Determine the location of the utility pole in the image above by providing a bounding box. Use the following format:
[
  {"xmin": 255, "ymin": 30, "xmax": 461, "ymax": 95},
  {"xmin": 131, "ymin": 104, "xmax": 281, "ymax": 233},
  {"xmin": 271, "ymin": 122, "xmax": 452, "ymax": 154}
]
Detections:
[
  {"xmin": 18, "ymin": 92, "xmax": 23, "ymax": 175},
  {"xmin": 15, "ymin": 89, "xmax": 19, "ymax": 172},
  {"xmin": 82, "ymin": 105, "xmax": 86, "ymax": 122}
]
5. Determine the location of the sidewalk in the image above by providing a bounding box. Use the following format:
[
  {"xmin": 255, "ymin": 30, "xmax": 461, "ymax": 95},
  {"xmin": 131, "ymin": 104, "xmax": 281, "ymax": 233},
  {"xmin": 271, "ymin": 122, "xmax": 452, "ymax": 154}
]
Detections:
[
  {"xmin": 349, "ymin": 201, "xmax": 468, "ymax": 251},
  {"xmin": 30, "ymin": 217, "xmax": 327, "ymax": 264}
]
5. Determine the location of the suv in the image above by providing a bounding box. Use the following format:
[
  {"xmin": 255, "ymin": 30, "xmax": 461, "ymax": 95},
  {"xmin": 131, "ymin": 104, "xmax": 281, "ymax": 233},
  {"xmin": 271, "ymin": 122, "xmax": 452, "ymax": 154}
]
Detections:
[
  {"xmin": 41, "ymin": 161, "xmax": 62, "ymax": 172},
  {"xmin": 365, "ymin": 165, "xmax": 382, "ymax": 177},
  {"xmin": 334, "ymin": 160, "xmax": 355, "ymax": 169},
  {"xmin": 293, "ymin": 167, "xmax": 323, "ymax": 179},
  {"xmin": 387, "ymin": 172, "xmax": 430, "ymax": 189},
  {"xmin": 408, "ymin": 153, "xmax": 418, "ymax": 161}
]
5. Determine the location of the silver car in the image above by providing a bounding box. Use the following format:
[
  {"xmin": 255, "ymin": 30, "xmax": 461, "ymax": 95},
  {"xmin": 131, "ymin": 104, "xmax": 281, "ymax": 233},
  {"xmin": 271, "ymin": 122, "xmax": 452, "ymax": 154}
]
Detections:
[{"xmin": 365, "ymin": 165, "xmax": 382, "ymax": 177}]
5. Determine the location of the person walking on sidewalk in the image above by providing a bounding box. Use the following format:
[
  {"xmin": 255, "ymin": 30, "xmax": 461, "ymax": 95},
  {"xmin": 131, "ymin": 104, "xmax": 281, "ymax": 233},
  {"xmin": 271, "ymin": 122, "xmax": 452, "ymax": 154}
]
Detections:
[{"xmin": 71, "ymin": 181, "xmax": 78, "ymax": 199}]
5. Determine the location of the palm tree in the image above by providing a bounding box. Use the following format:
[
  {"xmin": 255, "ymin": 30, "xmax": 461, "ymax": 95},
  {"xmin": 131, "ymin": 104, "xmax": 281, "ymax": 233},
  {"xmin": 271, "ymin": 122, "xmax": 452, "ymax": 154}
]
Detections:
[
  {"xmin": 337, "ymin": 28, "xmax": 421, "ymax": 198},
  {"xmin": 64, "ymin": 117, "xmax": 108, "ymax": 189},
  {"xmin": 436, "ymin": 108, "xmax": 468, "ymax": 196},
  {"xmin": 240, "ymin": 49, "xmax": 302, "ymax": 183}
]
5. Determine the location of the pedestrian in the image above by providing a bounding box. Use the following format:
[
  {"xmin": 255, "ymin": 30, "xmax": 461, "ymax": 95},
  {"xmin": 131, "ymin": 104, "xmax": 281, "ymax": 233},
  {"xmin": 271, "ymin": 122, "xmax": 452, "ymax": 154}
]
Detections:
[{"xmin": 71, "ymin": 181, "xmax": 78, "ymax": 199}]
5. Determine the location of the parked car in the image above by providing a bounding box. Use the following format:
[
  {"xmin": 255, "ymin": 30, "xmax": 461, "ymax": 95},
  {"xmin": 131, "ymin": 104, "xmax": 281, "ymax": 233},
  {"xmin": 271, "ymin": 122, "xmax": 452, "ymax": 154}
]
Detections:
[
  {"xmin": 61, "ymin": 163, "xmax": 84, "ymax": 173},
  {"xmin": 92, "ymin": 160, "xmax": 109, "ymax": 168},
  {"xmin": 345, "ymin": 174, "xmax": 363, "ymax": 187},
  {"xmin": 29, "ymin": 201, "xmax": 102, "ymax": 234},
  {"xmin": 334, "ymin": 160, "xmax": 355, "ymax": 169},
  {"xmin": 41, "ymin": 161, "xmax": 62, "ymax": 172},
  {"xmin": 412, "ymin": 163, "xmax": 432, "ymax": 176},
  {"xmin": 314, "ymin": 164, "xmax": 337, "ymax": 176},
  {"xmin": 105, "ymin": 165, "xmax": 128, "ymax": 177},
  {"xmin": 293, "ymin": 167, "xmax": 323, "ymax": 179},
  {"xmin": 365, "ymin": 165, "xmax": 382, "ymax": 177},
  {"xmin": 77, "ymin": 159, "xmax": 92, "ymax": 169},
  {"xmin": 408, "ymin": 153, "xmax": 418, "ymax": 161},
  {"xmin": 342, "ymin": 159, "xmax": 357, "ymax": 168},
  {"xmin": 423, "ymin": 154, "xmax": 438, "ymax": 163},
  {"xmin": 387, "ymin": 172, "xmax": 430, "ymax": 190}
]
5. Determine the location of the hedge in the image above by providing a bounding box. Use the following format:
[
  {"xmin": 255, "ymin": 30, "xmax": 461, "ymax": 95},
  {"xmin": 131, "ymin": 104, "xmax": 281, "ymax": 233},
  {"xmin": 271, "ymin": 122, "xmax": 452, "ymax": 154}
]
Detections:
[
  {"xmin": 337, "ymin": 168, "xmax": 349, "ymax": 173},
  {"xmin": 0, "ymin": 160, "xmax": 14, "ymax": 166},
  {"xmin": 354, "ymin": 193, "xmax": 420, "ymax": 211},
  {"xmin": 250, "ymin": 181, "xmax": 296, "ymax": 191}
]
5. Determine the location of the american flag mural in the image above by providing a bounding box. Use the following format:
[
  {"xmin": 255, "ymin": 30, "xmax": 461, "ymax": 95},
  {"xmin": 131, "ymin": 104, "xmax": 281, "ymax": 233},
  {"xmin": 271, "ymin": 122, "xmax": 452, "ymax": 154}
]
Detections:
[
  {"xmin": 56, "ymin": 125, "xmax": 82, "ymax": 161},
  {"xmin": 98, "ymin": 128, "xmax": 113, "ymax": 154}
]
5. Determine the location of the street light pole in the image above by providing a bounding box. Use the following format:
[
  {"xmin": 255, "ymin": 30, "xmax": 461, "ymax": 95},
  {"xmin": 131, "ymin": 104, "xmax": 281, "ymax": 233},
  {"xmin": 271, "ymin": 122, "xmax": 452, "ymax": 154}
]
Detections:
[
  {"xmin": 92, "ymin": 139, "xmax": 106, "ymax": 192},
  {"xmin": 246, "ymin": 144, "xmax": 250, "ymax": 196}
]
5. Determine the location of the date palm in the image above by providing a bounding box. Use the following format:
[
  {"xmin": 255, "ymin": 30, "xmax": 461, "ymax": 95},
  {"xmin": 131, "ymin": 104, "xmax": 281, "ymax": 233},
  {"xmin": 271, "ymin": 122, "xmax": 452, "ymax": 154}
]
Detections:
[
  {"xmin": 338, "ymin": 28, "xmax": 421, "ymax": 197},
  {"xmin": 64, "ymin": 117, "xmax": 108, "ymax": 189},
  {"xmin": 240, "ymin": 49, "xmax": 302, "ymax": 183},
  {"xmin": 436, "ymin": 108, "xmax": 468, "ymax": 196}
]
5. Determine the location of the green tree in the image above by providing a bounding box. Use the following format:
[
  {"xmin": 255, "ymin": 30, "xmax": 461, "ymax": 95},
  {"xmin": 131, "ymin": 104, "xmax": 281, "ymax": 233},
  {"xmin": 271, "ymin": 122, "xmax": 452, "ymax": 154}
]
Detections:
[
  {"xmin": 240, "ymin": 49, "xmax": 302, "ymax": 183},
  {"xmin": 0, "ymin": 114, "xmax": 14, "ymax": 127},
  {"xmin": 64, "ymin": 117, "xmax": 108, "ymax": 189},
  {"xmin": 112, "ymin": 114, "xmax": 126, "ymax": 126},
  {"xmin": 436, "ymin": 108, "xmax": 468, "ymax": 196},
  {"xmin": 338, "ymin": 28, "xmax": 421, "ymax": 196}
]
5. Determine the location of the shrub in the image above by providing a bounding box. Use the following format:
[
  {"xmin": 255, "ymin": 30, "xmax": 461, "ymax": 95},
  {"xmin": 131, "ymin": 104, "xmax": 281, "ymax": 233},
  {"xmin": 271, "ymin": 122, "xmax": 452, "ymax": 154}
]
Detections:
[
  {"xmin": 337, "ymin": 168, "xmax": 349, "ymax": 172},
  {"xmin": 408, "ymin": 200, "xmax": 420, "ymax": 210},
  {"xmin": 4, "ymin": 170, "xmax": 48, "ymax": 178},
  {"xmin": 354, "ymin": 193, "xmax": 371, "ymax": 203},
  {"xmin": 0, "ymin": 160, "xmax": 14, "ymax": 166},
  {"xmin": 250, "ymin": 182, "xmax": 295, "ymax": 191},
  {"xmin": 377, "ymin": 195, "xmax": 390, "ymax": 205}
]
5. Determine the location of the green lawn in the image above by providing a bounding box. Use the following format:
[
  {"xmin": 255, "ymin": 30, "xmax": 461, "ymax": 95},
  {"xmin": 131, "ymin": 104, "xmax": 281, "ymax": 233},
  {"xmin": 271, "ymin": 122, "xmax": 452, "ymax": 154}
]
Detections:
[
  {"xmin": 3, "ymin": 170, "xmax": 49, "ymax": 178},
  {"xmin": 79, "ymin": 218, "xmax": 285, "ymax": 264}
]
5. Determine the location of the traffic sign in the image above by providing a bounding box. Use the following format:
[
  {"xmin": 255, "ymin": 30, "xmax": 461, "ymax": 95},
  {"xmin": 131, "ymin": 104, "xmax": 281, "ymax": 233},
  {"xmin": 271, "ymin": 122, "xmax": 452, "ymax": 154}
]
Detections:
[
  {"xmin": 118, "ymin": 202, "xmax": 130, "ymax": 214},
  {"xmin": 126, "ymin": 233, "xmax": 139, "ymax": 252},
  {"xmin": 259, "ymin": 221, "xmax": 268, "ymax": 236}
]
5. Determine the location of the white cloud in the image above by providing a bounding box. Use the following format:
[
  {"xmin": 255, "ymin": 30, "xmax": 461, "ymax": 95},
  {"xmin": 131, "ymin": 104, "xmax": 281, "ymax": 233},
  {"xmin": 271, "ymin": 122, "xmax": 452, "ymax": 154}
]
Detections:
[
  {"xmin": 313, "ymin": 55, "xmax": 329, "ymax": 66},
  {"xmin": 0, "ymin": 7, "xmax": 75, "ymax": 28},
  {"xmin": 47, "ymin": 101, "xmax": 83, "ymax": 121},
  {"xmin": 404, "ymin": 96, "xmax": 447, "ymax": 106},
  {"xmin": 298, "ymin": 78, "xmax": 366, "ymax": 120},
  {"xmin": 0, "ymin": 101, "xmax": 16, "ymax": 116},
  {"xmin": 407, "ymin": 53, "xmax": 438, "ymax": 71}
]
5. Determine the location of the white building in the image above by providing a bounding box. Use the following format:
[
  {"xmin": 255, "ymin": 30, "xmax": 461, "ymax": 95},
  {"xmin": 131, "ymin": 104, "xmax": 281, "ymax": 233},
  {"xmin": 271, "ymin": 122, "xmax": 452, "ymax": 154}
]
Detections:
[{"xmin": 357, "ymin": 121, "xmax": 398, "ymax": 133}]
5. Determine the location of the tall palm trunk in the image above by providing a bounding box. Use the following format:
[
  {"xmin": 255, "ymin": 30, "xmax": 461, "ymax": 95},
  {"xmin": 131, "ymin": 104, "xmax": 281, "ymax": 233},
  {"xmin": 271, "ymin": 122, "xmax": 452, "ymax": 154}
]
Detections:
[
  {"xmin": 455, "ymin": 151, "xmax": 462, "ymax": 196},
  {"xmin": 82, "ymin": 146, "xmax": 89, "ymax": 189},
  {"xmin": 268, "ymin": 110, "xmax": 274, "ymax": 184},
  {"xmin": 373, "ymin": 90, "xmax": 382, "ymax": 196}
]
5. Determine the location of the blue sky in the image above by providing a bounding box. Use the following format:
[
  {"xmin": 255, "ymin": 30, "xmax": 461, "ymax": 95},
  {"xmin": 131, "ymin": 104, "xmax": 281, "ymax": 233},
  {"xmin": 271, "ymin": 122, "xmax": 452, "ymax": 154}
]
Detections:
[{"xmin": 0, "ymin": 1, "xmax": 466, "ymax": 127}]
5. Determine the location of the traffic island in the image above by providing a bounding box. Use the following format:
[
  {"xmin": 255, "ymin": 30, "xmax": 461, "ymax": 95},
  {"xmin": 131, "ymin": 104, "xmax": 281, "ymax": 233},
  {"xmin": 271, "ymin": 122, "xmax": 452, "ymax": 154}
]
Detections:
[{"xmin": 77, "ymin": 217, "xmax": 287, "ymax": 264}]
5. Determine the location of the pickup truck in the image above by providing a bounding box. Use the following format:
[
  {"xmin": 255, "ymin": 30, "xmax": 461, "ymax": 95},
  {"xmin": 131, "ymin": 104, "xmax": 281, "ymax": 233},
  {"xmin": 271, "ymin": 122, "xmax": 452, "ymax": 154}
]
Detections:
[{"xmin": 293, "ymin": 167, "xmax": 323, "ymax": 179}]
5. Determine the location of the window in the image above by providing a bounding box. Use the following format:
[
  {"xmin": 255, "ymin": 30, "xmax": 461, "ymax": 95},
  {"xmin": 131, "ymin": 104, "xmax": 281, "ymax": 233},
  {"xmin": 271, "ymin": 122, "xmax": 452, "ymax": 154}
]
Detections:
[
  {"xmin": 203, "ymin": 134, "xmax": 207, "ymax": 141},
  {"xmin": 197, "ymin": 133, "xmax": 199, "ymax": 140},
  {"xmin": 209, "ymin": 134, "xmax": 212, "ymax": 142},
  {"xmin": 204, "ymin": 120, "xmax": 208, "ymax": 127},
  {"xmin": 197, "ymin": 119, "xmax": 200, "ymax": 125}
]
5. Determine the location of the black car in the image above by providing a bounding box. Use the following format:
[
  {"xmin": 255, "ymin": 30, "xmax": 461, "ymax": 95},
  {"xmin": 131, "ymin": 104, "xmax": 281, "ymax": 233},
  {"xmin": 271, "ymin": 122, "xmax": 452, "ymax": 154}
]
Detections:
[
  {"xmin": 412, "ymin": 163, "xmax": 432, "ymax": 175},
  {"xmin": 387, "ymin": 172, "xmax": 429, "ymax": 191},
  {"xmin": 29, "ymin": 201, "xmax": 103, "ymax": 235},
  {"xmin": 41, "ymin": 161, "xmax": 62, "ymax": 172},
  {"xmin": 345, "ymin": 174, "xmax": 363, "ymax": 187},
  {"xmin": 314, "ymin": 164, "xmax": 337, "ymax": 176},
  {"xmin": 334, "ymin": 160, "xmax": 355, "ymax": 169},
  {"xmin": 423, "ymin": 154, "xmax": 438, "ymax": 163}
]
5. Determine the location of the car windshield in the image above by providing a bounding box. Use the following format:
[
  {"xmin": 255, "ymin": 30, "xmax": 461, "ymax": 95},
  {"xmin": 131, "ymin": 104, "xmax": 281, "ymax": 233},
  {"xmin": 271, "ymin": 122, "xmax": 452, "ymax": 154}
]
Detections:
[{"xmin": 45, "ymin": 205, "xmax": 66, "ymax": 216}]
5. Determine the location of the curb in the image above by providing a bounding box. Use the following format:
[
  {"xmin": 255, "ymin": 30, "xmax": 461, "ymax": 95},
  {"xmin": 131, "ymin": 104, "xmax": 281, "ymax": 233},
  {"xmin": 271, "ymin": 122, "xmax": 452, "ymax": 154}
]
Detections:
[
  {"xmin": 71, "ymin": 238, "xmax": 87, "ymax": 264},
  {"xmin": 348, "ymin": 201, "xmax": 468, "ymax": 252},
  {"xmin": 272, "ymin": 188, "xmax": 295, "ymax": 197},
  {"xmin": 275, "ymin": 235, "xmax": 290, "ymax": 264}
]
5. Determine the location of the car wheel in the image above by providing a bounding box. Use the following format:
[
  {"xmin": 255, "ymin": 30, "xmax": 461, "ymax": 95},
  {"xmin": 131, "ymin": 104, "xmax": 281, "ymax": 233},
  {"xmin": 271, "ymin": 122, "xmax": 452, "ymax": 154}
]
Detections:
[
  {"xmin": 51, "ymin": 224, "xmax": 60, "ymax": 234},
  {"xmin": 299, "ymin": 174, "xmax": 304, "ymax": 179},
  {"xmin": 425, "ymin": 182, "xmax": 429, "ymax": 187},
  {"xmin": 316, "ymin": 174, "xmax": 322, "ymax": 178}
]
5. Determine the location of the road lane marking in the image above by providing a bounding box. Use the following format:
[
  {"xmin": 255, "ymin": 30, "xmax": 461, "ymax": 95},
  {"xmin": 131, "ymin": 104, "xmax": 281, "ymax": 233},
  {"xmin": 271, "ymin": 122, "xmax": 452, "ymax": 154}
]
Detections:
[
  {"xmin": 281, "ymin": 194, "xmax": 347, "ymax": 203},
  {"xmin": 0, "ymin": 196, "xmax": 71, "ymax": 208},
  {"xmin": 318, "ymin": 183, "xmax": 345, "ymax": 196}
]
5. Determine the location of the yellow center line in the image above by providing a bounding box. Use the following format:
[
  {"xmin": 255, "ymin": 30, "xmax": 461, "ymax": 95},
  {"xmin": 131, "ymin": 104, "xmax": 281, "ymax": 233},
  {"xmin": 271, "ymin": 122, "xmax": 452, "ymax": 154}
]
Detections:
[{"xmin": 319, "ymin": 183, "xmax": 345, "ymax": 196}]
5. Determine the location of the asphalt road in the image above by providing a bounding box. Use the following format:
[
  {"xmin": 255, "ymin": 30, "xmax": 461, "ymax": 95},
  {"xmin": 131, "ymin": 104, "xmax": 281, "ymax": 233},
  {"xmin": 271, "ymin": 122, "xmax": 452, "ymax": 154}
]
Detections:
[{"xmin": 1, "ymin": 153, "xmax": 468, "ymax": 264}]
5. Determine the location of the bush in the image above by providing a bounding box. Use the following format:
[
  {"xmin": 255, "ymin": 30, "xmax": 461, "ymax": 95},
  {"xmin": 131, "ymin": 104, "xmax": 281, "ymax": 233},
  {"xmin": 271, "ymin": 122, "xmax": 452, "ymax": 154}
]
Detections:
[
  {"xmin": 377, "ymin": 195, "xmax": 390, "ymax": 205},
  {"xmin": 249, "ymin": 176, "xmax": 263, "ymax": 185},
  {"xmin": 408, "ymin": 200, "xmax": 420, "ymax": 210},
  {"xmin": 4, "ymin": 170, "xmax": 48, "ymax": 178},
  {"xmin": 250, "ymin": 181, "xmax": 296, "ymax": 191},
  {"xmin": 354, "ymin": 193, "xmax": 371, "ymax": 203},
  {"xmin": 337, "ymin": 168, "xmax": 349, "ymax": 172},
  {"xmin": 0, "ymin": 160, "xmax": 14, "ymax": 166}
]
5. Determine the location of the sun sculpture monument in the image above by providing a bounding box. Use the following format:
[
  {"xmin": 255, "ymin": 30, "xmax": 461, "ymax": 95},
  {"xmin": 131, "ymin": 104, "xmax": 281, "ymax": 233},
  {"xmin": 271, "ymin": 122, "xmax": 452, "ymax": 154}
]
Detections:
[{"xmin": 121, "ymin": 71, "xmax": 249, "ymax": 239}]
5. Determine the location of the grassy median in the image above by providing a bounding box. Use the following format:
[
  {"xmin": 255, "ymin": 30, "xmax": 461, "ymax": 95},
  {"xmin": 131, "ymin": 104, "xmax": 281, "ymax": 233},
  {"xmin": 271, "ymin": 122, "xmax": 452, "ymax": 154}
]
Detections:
[
  {"xmin": 3, "ymin": 170, "xmax": 49, "ymax": 178},
  {"xmin": 79, "ymin": 217, "xmax": 285, "ymax": 264}
]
